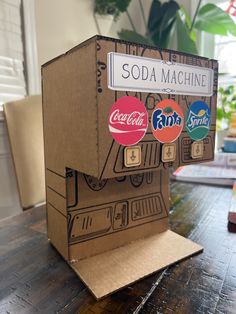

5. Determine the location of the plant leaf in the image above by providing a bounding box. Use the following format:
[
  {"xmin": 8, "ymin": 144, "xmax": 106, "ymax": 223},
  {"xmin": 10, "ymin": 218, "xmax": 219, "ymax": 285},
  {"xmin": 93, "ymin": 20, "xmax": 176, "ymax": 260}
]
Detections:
[
  {"xmin": 152, "ymin": 19, "xmax": 175, "ymax": 48},
  {"xmin": 176, "ymin": 11, "xmax": 198, "ymax": 54},
  {"xmin": 158, "ymin": 1, "xmax": 179, "ymax": 34},
  {"xmin": 178, "ymin": 5, "xmax": 197, "ymax": 42},
  {"xmin": 179, "ymin": 5, "xmax": 191, "ymax": 28},
  {"xmin": 148, "ymin": 0, "xmax": 179, "ymax": 48},
  {"xmin": 118, "ymin": 29, "xmax": 154, "ymax": 46},
  {"xmin": 114, "ymin": 0, "xmax": 132, "ymax": 13},
  {"xmin": 217, "ymin": 108, "xmax": 224, "ymax": 121},
  {"xmin": 194, "ymin": 3, "xmax": 236, "ymax": 36},
  {"xmin": 94, "ymin": 0, "xmax": 118, "ymax": 16},
  {"xmin": 148, "ymin": 0, "xmax": 162, "ymax": 33}
]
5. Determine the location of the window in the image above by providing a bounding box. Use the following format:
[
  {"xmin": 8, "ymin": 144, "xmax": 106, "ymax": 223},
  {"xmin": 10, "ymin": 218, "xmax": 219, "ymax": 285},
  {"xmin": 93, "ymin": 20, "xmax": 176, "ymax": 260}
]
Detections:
[
  {"xmin": 191, "ymin": 0, "xmax": 236, "ymax": 86},
  {"xmin": 0, "ymin": 0, "xmax": 26, "ymax": 111},
  {"xmin": 214, "ymin": 1, "xmax": 236, "ymax": 86}
]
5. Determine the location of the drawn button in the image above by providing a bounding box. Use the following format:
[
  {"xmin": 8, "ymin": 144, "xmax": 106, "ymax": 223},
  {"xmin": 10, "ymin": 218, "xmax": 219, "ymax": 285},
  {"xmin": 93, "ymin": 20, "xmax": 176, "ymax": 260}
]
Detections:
[
  {"xmin": 161, "ymin": 143, "xmax": 176, "ymax": 162},
  {"xmin": 191, "ymin": 141, "xmax": 204, "ymax": 159},
  {"xmin": 124, "ymin": 146, "xmax": 141, "ymax": 167}
]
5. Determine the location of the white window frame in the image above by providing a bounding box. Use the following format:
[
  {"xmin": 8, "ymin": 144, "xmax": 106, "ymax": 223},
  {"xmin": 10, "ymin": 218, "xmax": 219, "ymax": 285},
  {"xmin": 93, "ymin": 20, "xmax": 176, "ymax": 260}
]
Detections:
[
  {"xmin": 191, "ymin": 0, "xmax": 236, "ymax": 86},
  {"xmin": 0, "ymin": 0, "xmax": 40, "ymax": 120},
  {"xmin": 0, "ymin": 0, "xmax": 26, "ymax": 119},
  {"xmin": 22, "ymin": 0, "xmax": 40, "ymax": 95}
]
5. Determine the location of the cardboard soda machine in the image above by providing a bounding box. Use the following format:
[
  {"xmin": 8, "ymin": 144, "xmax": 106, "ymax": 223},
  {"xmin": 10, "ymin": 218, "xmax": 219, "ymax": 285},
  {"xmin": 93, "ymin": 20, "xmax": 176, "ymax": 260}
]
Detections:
[{"xmin": 42, "ymin": 35, "xmax": 218, "ymax": 299}]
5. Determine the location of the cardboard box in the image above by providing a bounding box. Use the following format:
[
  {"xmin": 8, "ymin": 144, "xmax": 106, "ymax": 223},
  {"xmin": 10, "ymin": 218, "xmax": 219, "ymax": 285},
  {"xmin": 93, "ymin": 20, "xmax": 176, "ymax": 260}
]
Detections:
[{"xmin": 42, "ymin": 35, "xmax": 218, "ymax": 299}]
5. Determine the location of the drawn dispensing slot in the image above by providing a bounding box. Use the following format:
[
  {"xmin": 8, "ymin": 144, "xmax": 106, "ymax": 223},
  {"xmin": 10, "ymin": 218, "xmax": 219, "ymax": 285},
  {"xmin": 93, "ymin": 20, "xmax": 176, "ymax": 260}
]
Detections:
[
  {"xmin": 181, "ymin": 135, "xmax": 213, "ymax": 163},
  {"xmin": 69, "ymin": 207, "xmax": 112, "ymax": 243},
  {"xmin": 114, "ymin": 141, "xmax": 160, "ymax": 173},
  {"xmin": 131, "ymin": 195, "xmax": 162, "ymax": 221},
  {"xmin": 112, "ymin": 202, "xmax": 129, "ymax": 230}
]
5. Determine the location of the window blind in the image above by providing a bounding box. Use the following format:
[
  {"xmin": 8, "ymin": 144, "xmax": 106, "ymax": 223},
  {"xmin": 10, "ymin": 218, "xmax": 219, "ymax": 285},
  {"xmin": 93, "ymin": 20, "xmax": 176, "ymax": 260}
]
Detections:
[{"xmin": 0, "ymin": 0, "xmax": 26, "ymax": 110}]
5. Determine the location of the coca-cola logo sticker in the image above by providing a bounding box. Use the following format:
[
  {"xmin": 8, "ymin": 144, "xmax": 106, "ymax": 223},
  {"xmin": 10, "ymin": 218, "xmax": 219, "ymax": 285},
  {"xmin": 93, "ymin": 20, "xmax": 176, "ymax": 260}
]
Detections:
[
  {"xmin": 151, "ymin": 99, "xmax": 184, "ymax": 143},
  {"xmin": 108, "ymin": 96, "xmax": 148, "ymax": 146}
]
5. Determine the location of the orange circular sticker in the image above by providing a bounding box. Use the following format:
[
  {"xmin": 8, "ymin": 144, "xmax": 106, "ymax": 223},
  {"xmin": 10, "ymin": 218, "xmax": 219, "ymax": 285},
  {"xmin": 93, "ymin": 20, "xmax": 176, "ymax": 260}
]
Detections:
[{"xmin": 151, "ymin": 99, "xmax": 184, "ymax": 143}]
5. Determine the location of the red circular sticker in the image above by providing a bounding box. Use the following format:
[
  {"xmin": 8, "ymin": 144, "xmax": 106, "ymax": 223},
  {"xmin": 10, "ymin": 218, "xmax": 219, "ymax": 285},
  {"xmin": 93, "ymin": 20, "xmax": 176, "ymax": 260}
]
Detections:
[
  {"xmin": 108, "ymin": 96, "xmax": 148, "ymax": 146},
  {"xmin": 151, "ymin": 99, "xmax": 184, "ymax": 143}
]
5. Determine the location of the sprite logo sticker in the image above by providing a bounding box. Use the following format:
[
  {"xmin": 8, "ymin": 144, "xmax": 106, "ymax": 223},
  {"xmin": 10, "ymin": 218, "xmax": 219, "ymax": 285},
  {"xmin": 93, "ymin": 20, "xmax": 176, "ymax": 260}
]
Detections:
[{"xmin": 186, "ymin": 101, "xmax": 211, "ymax": 141}]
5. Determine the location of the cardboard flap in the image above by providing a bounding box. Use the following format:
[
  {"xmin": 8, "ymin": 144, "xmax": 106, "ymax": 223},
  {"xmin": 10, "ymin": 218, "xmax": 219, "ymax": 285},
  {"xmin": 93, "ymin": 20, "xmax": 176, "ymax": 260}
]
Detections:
[{"xmin": 70, "ymin": 230, "xmax": 203, "ymax": 299}]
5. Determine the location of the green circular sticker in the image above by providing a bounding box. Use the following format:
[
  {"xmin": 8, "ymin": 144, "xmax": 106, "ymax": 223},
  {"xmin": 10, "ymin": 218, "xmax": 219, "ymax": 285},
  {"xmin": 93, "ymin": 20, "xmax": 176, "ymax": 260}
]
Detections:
[{"xmin": 185, "ymin": 101, "xmax": 211, "ymax": 141}]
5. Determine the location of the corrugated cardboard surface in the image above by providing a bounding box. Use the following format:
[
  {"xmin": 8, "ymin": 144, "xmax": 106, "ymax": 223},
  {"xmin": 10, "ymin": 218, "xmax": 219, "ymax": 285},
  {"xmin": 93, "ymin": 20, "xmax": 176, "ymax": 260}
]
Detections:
[
  {"xmin": 42, "ymin": 38, "xmax": 98, "ymax": 177},
  {"xmin": 41, "ymin": 35, "xmax": 217, "ymax": 299},
  {"xmin": 71, "ymin": 230, "xmax": 203, "ymax": 299},
  {"xmin": 4, "ymin": 95, "xmax": 45, "ymax": 208},
  {"xmin": 47, "ymin": 169, "xmax": 170, "ymax": 261},
  {"xmin": 47, "ymin": 204, "xmax": 69, "ymax": 260},
  {"xmin": 42, "ymin": 35, "xmax": 218, "ymax": 180},
  {"xmin": 96, "ymin": 38, "xmax": 218, "ymax": 179}
]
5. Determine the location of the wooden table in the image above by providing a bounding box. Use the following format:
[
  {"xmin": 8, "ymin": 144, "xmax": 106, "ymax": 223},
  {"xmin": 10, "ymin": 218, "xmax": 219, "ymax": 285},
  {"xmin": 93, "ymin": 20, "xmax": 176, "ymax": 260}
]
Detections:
[{"xmin": 0, "ymin": 182, "xmax": 236, "ymax": 314}]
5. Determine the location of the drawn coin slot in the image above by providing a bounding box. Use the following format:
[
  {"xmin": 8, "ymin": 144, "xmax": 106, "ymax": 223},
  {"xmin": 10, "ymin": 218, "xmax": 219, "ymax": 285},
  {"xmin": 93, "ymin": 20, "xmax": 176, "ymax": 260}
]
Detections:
[
  {"xmin": 112, "ymin": 202, "xmax": 129, "ymax": 230},
  {"xmin": 66, "ymin": 169, "xmax": 78, "ymax": 208}
]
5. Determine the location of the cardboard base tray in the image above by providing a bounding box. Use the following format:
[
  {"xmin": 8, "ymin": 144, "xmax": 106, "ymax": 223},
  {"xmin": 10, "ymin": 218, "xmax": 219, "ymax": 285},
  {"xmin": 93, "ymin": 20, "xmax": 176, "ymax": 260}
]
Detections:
[{"xmin": 70, "ymin": 230, "xmax": 203, "ymax": 299}]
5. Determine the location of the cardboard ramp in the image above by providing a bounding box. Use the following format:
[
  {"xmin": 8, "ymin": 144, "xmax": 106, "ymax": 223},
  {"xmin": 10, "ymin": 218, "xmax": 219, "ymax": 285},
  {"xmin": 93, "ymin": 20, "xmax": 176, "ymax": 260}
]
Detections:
[{"xmin": 71, "ymin": 230, "xmax": 203, "ymax": 299}]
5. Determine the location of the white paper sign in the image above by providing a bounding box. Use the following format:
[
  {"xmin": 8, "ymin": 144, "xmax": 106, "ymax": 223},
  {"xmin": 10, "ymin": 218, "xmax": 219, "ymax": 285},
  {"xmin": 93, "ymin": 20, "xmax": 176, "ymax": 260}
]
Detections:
[{"xmin": 108, "ymin": 52, "xmax": 214, "ymax": 96}]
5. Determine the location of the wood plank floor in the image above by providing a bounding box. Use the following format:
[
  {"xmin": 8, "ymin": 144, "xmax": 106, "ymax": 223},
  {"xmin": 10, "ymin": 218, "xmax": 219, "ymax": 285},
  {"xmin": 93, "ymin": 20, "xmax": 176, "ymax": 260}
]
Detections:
[{"xmin": 0, "ymin": 182, "xmax": 235, "ymax": 313}]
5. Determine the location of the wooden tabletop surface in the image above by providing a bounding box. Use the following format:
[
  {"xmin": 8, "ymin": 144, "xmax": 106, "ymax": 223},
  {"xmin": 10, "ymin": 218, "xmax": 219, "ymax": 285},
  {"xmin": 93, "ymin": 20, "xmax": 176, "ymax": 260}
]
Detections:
[{"xmin": 0, "ymin": 182, "xmax": 236, "ymax": 314}]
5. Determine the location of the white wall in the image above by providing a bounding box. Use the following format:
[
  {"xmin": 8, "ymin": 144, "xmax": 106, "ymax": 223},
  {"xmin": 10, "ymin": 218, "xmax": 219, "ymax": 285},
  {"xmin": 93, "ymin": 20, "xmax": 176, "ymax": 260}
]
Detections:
[
  {"xmin": 0, "ymin": 121, "xmax": 22, "ymax": 219},
  {"xmin": 35, "ymin": 0, "xmax": 96, "ymax": 66},
  {"xmin": 35, "ymin": 0, "xmax": 191, "ymax": 67}
]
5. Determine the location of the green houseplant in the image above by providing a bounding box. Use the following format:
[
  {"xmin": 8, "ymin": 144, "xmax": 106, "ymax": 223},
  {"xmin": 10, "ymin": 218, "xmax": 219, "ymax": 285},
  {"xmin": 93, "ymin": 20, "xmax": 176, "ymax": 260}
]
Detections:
[
  {"xmin": 217, "ymin": 85, "xmax": 236, "ymax": 130},
  {"xmin": 216, "ymin": 84, "xmax": 236, "ymax": 149},
  {"xmin": 94, "ymin": 0, "xmax": 236, "ymax": 148},
  {"xmin": 94, "ymin": 0, "xmax": 132, "ymax": 21},
  {"xmin": 94, "ymin": 0, "xmax": 236, "ymax": 55}
]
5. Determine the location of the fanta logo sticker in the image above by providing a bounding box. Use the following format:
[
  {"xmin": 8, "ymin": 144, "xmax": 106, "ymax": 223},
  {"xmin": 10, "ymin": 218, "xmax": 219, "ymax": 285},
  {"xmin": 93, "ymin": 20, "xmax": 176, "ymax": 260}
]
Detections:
[
  {"xmin": 108, "ymin": 96, "xmax": 148, "ymax": 146},
  {"xmin": 152, "ymin": 109, "xmax": 182, "ymax": 130},
  {"xmin": 151, "ymin": 99, "xmax": 184, "ymax": 143},
  {"xmin": 186, "ymin": 101, "xmax": 211, "ymax": 141}
]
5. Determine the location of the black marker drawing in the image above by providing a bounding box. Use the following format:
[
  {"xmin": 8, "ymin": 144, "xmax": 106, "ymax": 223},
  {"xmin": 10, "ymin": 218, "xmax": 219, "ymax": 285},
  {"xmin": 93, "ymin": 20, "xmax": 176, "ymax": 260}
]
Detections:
[{"xmin": 84, "ymin": 174, "xmax": 108, "ymax": 191}]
